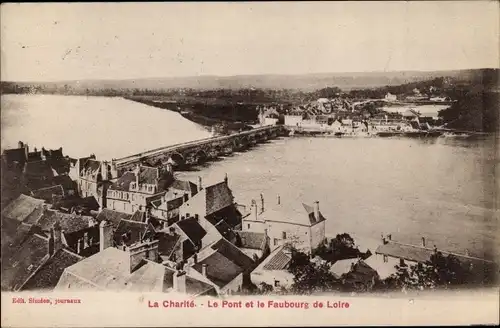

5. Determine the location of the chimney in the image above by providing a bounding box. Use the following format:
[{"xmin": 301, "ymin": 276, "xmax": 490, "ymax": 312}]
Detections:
[
  {"xmin": 251, "ymin": 199, "xmax": 258, "ymax": 220},
  {"xmin": 313, "ymin": 201, "xmax": 320, "ymax": 221},
  {"xmin": 24, "ymin": 143, "xmax": 29, "ymax": 160},
  {"xmin": 101, "ymin": 161, "xmax": 109, "ymax": 181},
  {"xmin": 169, "ymin": 227, "xmax": 176, "ymax": 236},
  {"xmin": 465, "ymin": 249, "xmax": 470, "ymax": 257},
  {"xmin": 134, "ymin": 164, "xmax": 140, "ymax": 187},
  {"xmin": 260, "ymin": 194, "xmax": 265, "ymax": 213},
  {"xmin": 127, "ymin": 240, "xmax": 159, "ymax": 273},
  {"xmin": 202, "ymin": 264, "xmax": 207, "ymax": 277},
  {"xmin": 99, "ymin": 220, "xmax": 113, "ymax": 252},
  {"xmin": 18, "ymin": 141, "xmax": 24, "ymax": 149},
  {"xmin": 194, "ymin": 214, "xmax": 199, "ymax": 222},
  {"xmin": 48, "ymin": 222, "xmax": 63, "ymax": 256},
  {"xmin": 197, "ymin": 176, "xmax": 203, "ymax": 191},
  {"xmin": 224, "ymin": 173, "xmax": 228, "ymax": 185},
  {"xmin": 421, "ymin": 237, "xmax": 426, "ymax": 247},
  {"xmin": 174, "ymin": 270, "xmax": 187, "ymax": 293},
  {"xmin": 277, "ymin": 195, "xmax": 281, "ymax": 205}
]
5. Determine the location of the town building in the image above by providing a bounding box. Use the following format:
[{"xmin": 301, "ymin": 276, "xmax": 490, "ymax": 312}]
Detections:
[
  {"xmin": 178, "ymin": 176, "xmax": 241, "ymax": 232},
  {"xmin": 250, "ymin": 245, "xmax": 294, "ymax": 292},
  {"xmin": 234, "ymin": 231, "xmax": 269, "ymax": 261},
  {"xmin": 106, "ymin": 164, "xmax": 185, "ymax": 215},
  {"xmin": 384, "ymin": 93, "xmax": 397, "ymax": 101},
  {"xmin": 75, "ymin": 156, "xmax": 112, "ymax": 208},
  {"xmin": 55, "ymin": 240, "xmax": 217, "ymax": 296},
  {"xmin": 189, "ymin": 237, "xmax": 255, "ymax": 295},
  {"xmin": 242, "ymin": 195, "xmax": 326, "ymax": 254}
]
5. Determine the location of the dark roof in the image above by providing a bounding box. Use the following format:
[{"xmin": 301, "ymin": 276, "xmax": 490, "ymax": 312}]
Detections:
[
  {"xmin": 22, "ymin": 248, "xmax": 83, "ymax": 291},
  {"xmin": 54, "ymin": 196, "xmax": 100, "ymax": 212},
  {"xmin": 192, "ymin": 252, "xmax": 243, "ymax": 288},
  {"xmin": 171, "ymin": 179, "xmax": 197, "ymax": 195},
  {"xmin": 31, "ymin": 185, "xmax": 64, "ymax": 203},
  {"xmin": 237, "ymin": 231, "xmax": 267, "ymax": 250},
  {"xmin": 139, "ymin": 166, "xmax": 159, "ymax": 185},
  {"xmin": 49, "ymin": 158, "xmax": 71, "ymax": 175},
  {"xmin": 1, "ymin": 194, "xmax": 45, "ymax": 222},
  {"xmin": 155, "ymin": 231, "xmax": 181, "ymax": 258},
  {"xmin": 1, "ymin": 219, "xmax": 35, "ymax": 251},
  {"xmin": 210, "ymin": 238, "xmax": 254, "ymax": 270},
  {"xmin": 185, "ymin": 276, "xmax": 216, "ymax": 296},
  {"xmin": 3, "ymin": 148, "xmax": 26, "ymax": 165},
  {"xmin": 96, "ymin": 209, "xmax": 132, "ymax": 228},
  {"xmin": 113, "ymin": 219, "xmax": 150, "ymax": 247},
  {"xmin": 27, "ymin": 151, "xmax": 42, "ymax": 162},
  {"xmin": 24, "ymin": 160, "xmax": 53, "ymax": 178},
  {"xmin": 175, "ymin": 217, "xmax": 206, "ymax": 244},
  {"xmin": 205, "ymin": 182, "xmax": 234, "ymax": 216},
  {"xmin": 214, "ymin": 220, "xmax": 236, "ymax": 243},
  {"xmin": 130, "ymin": 210, "xmax": 146, "ymax": 223},
  {"xmin": 109, "ymin": 171, "xmax": 135, "ymax": 191},
  {"xmin": 37, "ymin": 209, "xmax": 93, "ymax": 234},
  {"xmin": 263, "ymin": 247, "xmax": 292, "ymax": 270},
  {"xmin": 77, "ymin": 155, "xmax": 96, "ymax": 173},
  {"xmin": 1, "ymin": 233, "xmax": 50, "ymax": 291},
  {"xmin": 53, "ymin": 175, "xmax": 77, "ymax": 193},
  {"xmin": 302, "ymin": 203, "xmax": 327, "ymax": 225}
]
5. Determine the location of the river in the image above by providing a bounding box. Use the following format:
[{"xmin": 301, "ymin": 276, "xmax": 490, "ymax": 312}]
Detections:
[{"xmin": 2, "ymin": 94, "xmax": 498, "ymax": 259}]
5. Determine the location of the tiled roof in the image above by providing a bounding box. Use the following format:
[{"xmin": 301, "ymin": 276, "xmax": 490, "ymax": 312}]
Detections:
[
  {"xmin": 81, "ymin": 159, "xmax": 101, "ymax": 175},
  {"xmin": 31, "ymin": 185, "xmax": 65, "ymax": 203},
  {"xmin": 236, "ymin": 231, "xmax": 267, "ymax": 250},
  {"xmin": 205, "ymin": 182, "xmax": 234, "ymax": 216},
  {"xmin": 48, "ymin": 157, "xmax": 71, "ymax": 175},
  {"xmin": 262, "ymin": 246, "xmax": 292, "ymax": 270},
  {"xmin": 1, "ymin": 233, "xmax": 50, "ymax": 291},
  {"xmin": 185, "ymin": 276, "xmax": 216, "ymax": 296},
  {"xmin": 210, "ymin": 238, "xmax": 254, "ymax": 270},
  {"xmin": 54, "ymin": 196, "xmax": 100, "ymax": 212},
  {"xmin": 53, "ymin": 175, "xmax": 77, "ymax": 193},
  {"xmin": 363, "ymin": 254, "xmax": 400, "ymax": 280},
  {"xmin": 1, "ymin": 194, "xmax": 45, "ymax": 222},
  {"xmin": 1, "ymin": 219, "xmax": 35, "ymax": 251},
  {"xmin": 155, "ymin": 232, "xmax": 181, "ymax": 258},
  {"xmin": 129, "ymin": 210, "xmax": 146, "ymax": 223},
  {"xmin": 139, "ymin": 166, "xmax": 159, "ymax": 185},
  {"xmin": 22, "ymin": 248, "xmax": 83, "ymax": 291},
  {"xmin": 192, "ymin": 251, "xmax": 243, "ymax": 288},
  {"xmin": 109, "ymin": 172, "xmax": 136, "ymax": 191},
  {"xmin": 171, "ymin": 179, "xmax": 197, "ymax": 195},
  {"xmin": 96, "ymin": 209, "xmax": 132, "ymax": 228},
  {"xmin": 24, "ymin": 160, "xmax": 53, "ymax": 177},
  {"xmin": 37, "ymin": 209, "xmax": 93, "ymax": 234},
  {"xmin": 113, "ymin": 219, "xmax": 150, "ymax": 247},
  {"xmin": 175, "ymin": 217, "xmax": 207, "ymax": 244}
]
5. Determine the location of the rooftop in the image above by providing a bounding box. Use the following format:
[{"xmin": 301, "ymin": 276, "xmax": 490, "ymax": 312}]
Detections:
[
  {"xmin": 1, "ymin": 233, "xmax": 51, "ymax": 291},
  {"xmin": 96, "ymin": 209, "xmax": 132, "ymax": 229},
  {"xmin": 1, "ymin": 194, "xmax": 45, "ymax": 223},
  {"xmin": 175, "ymin": 217, "xmax": 207, "ymax": 244},
  {"xmin": 22, "ymin": 248, "xmax": 83, "ymax": 291},
  {"xmin": 256, "ymin": 202, "xmax": 326, "ymax": 227},
  {"xmin": 57, "ymin": 247, "xmax": 214, "ymax": 295},
  {"xmin": 261, "ymin": 245, "xmax": 292, "ymax": 271},
  {"xmin": 236, "ymin": 231, "xmax": 267, "ymax": 250}
]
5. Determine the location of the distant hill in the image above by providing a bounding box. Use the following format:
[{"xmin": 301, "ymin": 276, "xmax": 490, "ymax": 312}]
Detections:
[{"xmin": 2, "ymin": 68, "xmax": 497, "ymax": 93}]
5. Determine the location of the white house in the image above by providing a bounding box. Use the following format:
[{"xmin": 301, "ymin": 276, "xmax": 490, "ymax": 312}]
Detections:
[
  {"xmin": 384, "ymin": 93, "xmax": 397, "ymax": 101},
  {"xmin": 250, "ymin": 245, "xmax": 294, "ymax": 291},
  {"xmin": 242, "ymin": 195, "xmax": 326, "ymax": 254}
]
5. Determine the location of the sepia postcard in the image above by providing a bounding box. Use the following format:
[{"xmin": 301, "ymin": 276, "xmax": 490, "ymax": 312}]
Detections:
[{"xmin": 1, "ymin": 1, "xmax": 499, "ymax": 327}]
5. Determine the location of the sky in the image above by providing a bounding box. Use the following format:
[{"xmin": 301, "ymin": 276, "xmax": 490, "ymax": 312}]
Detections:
[{"xmin": 1, "ymin": 1, "xmax": 498, "ymax": 81}]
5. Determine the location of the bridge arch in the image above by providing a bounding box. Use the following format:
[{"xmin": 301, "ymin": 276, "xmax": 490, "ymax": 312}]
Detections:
[
  {"xmin": 168, "ymin": 152, "xmax": 185, "ymax": 166},
  {"xmin": 194, "ymin": 149, "xmax": 208, "ymax": 164}
]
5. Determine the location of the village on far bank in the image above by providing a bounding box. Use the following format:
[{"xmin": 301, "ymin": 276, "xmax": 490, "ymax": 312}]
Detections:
[{"xmin": 1, "ymin": 140, "xmax": 497, "ymax": 296}]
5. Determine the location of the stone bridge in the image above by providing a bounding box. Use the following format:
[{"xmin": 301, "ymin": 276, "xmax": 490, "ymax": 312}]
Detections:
[{"xmin": 111, "ymin": 125, "xmax": 286, "ymax": 176}]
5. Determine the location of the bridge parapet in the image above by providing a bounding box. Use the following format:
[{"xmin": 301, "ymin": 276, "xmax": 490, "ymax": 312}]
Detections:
[{"xmin": 112, "ymin": 125, "xmax": 284, "ymax": 173}]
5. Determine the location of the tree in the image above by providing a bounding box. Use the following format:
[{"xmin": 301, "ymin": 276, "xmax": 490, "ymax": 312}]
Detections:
[{"xmin": 287, "ymin": 248, "xmax": 341, "ymax": 294}]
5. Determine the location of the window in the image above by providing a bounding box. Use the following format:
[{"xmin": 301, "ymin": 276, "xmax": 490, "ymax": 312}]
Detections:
[
  {"xmin": 247, "ymin": 224, "xmax": 250, "ymax": 229},
  {"xmin": 282, "ymin": 231, "xmax": 287, "ymax": 239},
  {"xmin": 274, "ymin": 280, "xmax": 280, "ymax": 287},
  {"xmin": 383, "ymin": 255, "xmax": 388, "ymax": 263},
  {"xmin": 132, "ymin": 194, "xmax": 135, "ymax": 201},
  {"xmin": 274, "ymin": 238, "xmax": 278, "ymax": 246}
]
